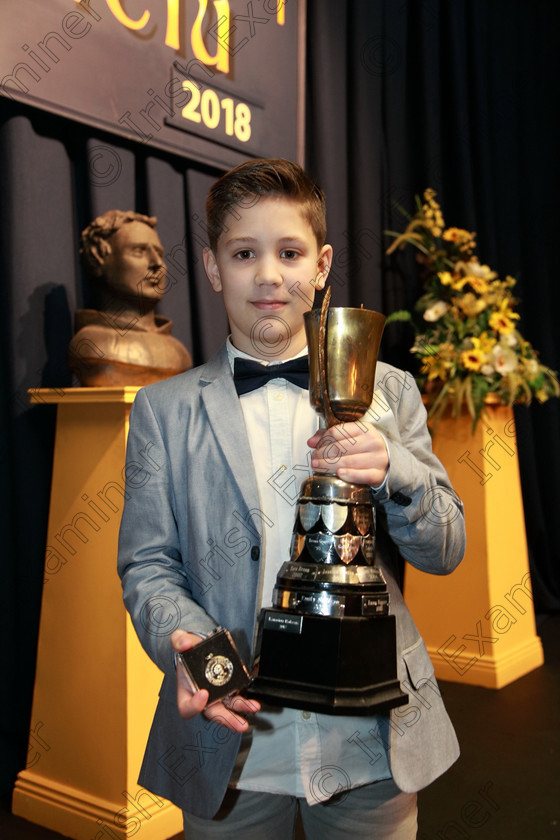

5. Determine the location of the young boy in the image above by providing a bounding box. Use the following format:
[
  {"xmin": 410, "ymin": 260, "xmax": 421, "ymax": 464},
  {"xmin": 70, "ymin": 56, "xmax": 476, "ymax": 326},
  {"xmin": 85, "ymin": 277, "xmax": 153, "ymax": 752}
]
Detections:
[{"xmin": 117, "ymin": 159, "xmax": 466, "ymax": 839}]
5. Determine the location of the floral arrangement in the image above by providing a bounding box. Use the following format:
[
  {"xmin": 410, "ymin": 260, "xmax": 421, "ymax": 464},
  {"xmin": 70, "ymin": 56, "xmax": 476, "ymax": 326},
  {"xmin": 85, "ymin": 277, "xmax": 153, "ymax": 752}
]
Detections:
[{"xmin": 385, "ymin": 189, "xmax": 559, "ymax": 430}]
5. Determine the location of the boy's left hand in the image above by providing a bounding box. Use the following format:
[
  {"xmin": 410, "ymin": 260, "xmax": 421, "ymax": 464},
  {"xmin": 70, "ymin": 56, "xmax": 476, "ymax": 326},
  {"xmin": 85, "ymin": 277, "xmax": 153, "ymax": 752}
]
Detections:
[{"xmin": 308, "ymin": 422, "xmax": 389, "ymax": 488}]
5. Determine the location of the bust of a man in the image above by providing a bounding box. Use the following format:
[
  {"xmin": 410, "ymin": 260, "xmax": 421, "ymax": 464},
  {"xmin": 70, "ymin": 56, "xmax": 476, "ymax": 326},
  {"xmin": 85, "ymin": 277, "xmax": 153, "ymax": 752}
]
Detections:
[{"xmin": 68, "ymin": 210, "xmax": 192, "ymax": 386}]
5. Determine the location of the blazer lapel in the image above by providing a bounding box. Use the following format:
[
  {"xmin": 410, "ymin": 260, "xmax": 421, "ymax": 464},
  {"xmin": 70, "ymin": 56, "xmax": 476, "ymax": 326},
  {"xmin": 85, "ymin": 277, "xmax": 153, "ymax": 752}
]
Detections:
[{"xmin": 198, "ymin": 346, "xmax": 263, "ymax": 535}]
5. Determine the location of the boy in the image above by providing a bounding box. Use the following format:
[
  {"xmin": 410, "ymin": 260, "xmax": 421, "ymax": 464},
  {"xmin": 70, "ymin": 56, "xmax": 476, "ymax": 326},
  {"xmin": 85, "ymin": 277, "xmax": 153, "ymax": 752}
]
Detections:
[{"xmin": 117, "ymin": 159, "xmax": 465, "ymax": 839}]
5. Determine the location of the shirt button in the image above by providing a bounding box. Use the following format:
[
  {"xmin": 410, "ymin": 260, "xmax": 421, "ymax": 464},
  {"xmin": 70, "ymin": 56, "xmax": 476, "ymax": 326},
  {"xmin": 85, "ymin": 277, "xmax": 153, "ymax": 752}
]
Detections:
[
  {"xmin": 301, "ymin": 711, "xmax": 311, "ymax": 720},
  {"xmin": 274, "ymin": 392, "xmax": 284, "ymax": 401}
]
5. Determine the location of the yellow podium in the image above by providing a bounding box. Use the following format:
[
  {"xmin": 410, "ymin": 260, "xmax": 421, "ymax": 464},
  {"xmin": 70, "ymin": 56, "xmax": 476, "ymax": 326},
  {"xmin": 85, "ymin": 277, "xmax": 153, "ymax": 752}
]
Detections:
[
  {"xmin": 12, "ymin": 389, "xmax": 182, "ymax": 840},
  {"xmin": 404, "ymin": 406, "xmax": 544, "ymax": 688}
]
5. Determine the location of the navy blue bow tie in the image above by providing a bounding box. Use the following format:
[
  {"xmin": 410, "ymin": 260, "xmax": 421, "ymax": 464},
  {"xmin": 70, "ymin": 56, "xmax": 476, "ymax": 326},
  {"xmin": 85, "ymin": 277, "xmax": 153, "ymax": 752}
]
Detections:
[{"xmin": 233, "ymin": 356, "xmax": 309, "ymax": 396}]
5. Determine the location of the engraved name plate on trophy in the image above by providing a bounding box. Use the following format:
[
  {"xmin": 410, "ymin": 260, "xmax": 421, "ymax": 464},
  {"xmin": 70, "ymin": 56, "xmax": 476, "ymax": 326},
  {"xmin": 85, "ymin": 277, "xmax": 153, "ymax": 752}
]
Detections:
[{"xmin": 249, "ymin": 290, "xmax": 408, "ymax": 714}]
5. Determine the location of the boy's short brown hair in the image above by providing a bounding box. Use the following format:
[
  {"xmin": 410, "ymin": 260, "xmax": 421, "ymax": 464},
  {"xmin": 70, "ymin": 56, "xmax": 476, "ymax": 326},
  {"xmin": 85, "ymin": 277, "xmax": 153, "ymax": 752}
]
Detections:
[{"xmin": 205, "ymin": 158, "xmax": 326, "ymax": 251}]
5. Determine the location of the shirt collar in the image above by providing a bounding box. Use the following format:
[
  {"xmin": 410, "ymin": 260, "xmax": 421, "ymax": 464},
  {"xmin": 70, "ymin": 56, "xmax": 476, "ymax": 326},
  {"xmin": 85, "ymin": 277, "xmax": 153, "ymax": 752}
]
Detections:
[{"xmin": 225, "ymin": 336, "xmax": 307, "ymax": 373}]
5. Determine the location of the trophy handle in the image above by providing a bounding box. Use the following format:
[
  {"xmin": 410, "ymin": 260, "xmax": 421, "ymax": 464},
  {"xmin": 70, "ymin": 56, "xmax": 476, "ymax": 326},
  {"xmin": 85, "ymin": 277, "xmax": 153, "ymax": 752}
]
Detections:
[{"xmin": 318, "ymin": 287, "xmax": 339, "ymax": 429}]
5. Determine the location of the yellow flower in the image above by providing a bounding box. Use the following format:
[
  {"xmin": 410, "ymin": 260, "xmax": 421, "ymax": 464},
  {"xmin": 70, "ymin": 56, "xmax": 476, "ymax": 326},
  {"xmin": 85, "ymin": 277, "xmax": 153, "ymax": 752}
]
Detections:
[
  {"xmin": 421, "ymin": 356, "xmax": 449, "ymax": 381},
  {"xmin": 489, "ymin": 314, "xmax": 514, "ymax": 334},
  {"xmin": 460, "ymin": 349, "xmax": 485, "ymax": 371},
  {"xmin": 419, "ymin": 341, "xmax": 455, "ymax": 380},
  {"xmin": 420, "ymin": 190, "xmax": 445, "ymax": 236},
  {"xmin": 443, "ymin": 227, "xmax": 474, "ymax": 245},
  {"xmin": 489, "ymin": 301, "xmax": 520, "ymax": 334},
  {"xmin": 438, "ymin": 271, "xmax": 454, "ymax": 286},
  {"xmin": 447, "ymin": 273, "xmax": 488, "ymax": 292},
  {"xmin": 472, "ymin": 332, "xmax": 497, "ymax": 355},
  {"xmin": 457, "ymin": 293, "xmax": 487, "ymax": 316},
  {"xmin": 461, "ymin": 275, "xmax": 489, "ymax": 294}
]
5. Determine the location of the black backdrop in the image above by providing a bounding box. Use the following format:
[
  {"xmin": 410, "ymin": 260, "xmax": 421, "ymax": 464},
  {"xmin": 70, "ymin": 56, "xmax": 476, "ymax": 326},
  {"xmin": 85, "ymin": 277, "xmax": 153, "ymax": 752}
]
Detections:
[
  {"xmin": 1, "ymin": 0, "xmax": 559, "ymax": 806},
  {"xmin": 303, "ymin": 0, "xmax": 560, "ymax": 617}
]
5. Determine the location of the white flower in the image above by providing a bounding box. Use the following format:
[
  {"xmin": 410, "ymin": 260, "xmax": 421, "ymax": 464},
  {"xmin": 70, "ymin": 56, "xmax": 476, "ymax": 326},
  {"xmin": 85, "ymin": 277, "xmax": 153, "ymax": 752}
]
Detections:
[
  {"xmin": 481, "ymin": 364, "xmax": 495, "ymax": 376},
  {"xmin": 490, "ymin": 344, "xmax": 518, "ymax": 374},
  {"xmin": 456, "ymin": 259, "xmax": 497, "ymax": 280},
  {"xmin": 524, "ymin": 359, "xmax": 539, "ymax": 377},
  {"xmin": 423, "ymin": 301, "xmax": 449, "ymax": 322},
  {"xmin": 502, "ymin": 332, "xmax": 518, "ymax": 347}
]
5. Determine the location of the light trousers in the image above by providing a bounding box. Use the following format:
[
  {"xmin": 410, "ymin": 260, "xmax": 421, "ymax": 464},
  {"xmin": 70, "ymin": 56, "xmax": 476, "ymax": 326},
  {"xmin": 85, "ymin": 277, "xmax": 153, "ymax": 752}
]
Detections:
[{"xmin": 183, "ymin": 779, "xmax": 418, "ymax": 839}]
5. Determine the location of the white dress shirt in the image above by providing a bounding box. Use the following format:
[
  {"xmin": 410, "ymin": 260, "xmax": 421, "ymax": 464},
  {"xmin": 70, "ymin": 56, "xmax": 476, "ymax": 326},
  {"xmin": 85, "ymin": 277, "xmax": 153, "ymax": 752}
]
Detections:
[{"xmin": 225, "ymin": 339, "xmax": 391, "ymax": 804}]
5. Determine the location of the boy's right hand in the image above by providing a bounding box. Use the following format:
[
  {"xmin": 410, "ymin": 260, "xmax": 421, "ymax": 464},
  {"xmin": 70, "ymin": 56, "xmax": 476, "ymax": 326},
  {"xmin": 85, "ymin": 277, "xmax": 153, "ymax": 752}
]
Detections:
[{"xmin": 171, "ymin": 630, "xmax": 260, "ymax": 732}]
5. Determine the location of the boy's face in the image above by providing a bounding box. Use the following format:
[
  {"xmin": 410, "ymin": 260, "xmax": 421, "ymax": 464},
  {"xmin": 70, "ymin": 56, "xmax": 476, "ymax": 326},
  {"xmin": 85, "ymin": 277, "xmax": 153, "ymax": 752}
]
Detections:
[{"xmin": 203, "ymin": 196, "xmax": 332, "ymax": 359}]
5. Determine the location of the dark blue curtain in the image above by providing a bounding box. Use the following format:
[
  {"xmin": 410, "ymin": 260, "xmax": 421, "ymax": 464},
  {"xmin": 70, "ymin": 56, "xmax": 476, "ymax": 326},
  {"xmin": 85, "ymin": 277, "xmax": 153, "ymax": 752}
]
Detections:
[
  {"xmin": 0, "ymin": 100, "xmax": 229, "ymax": 803},
  {"xmin": 305, "ymin": 0, "xmax": 560, "ymax": 613}
]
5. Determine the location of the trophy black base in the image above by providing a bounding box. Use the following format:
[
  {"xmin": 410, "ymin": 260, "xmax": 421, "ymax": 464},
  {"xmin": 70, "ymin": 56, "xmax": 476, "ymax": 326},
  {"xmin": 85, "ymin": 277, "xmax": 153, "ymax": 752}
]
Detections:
[{"xmin": 248, "ymin": 608, "xmax": 408, "ymax": 715}]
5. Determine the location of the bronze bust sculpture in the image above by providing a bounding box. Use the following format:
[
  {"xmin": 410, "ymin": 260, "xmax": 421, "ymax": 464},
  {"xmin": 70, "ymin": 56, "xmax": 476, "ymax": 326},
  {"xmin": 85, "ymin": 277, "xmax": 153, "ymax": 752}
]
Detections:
[{"xmin": 68, "ymin": 210, "xmax": 192, "ymax": 386}]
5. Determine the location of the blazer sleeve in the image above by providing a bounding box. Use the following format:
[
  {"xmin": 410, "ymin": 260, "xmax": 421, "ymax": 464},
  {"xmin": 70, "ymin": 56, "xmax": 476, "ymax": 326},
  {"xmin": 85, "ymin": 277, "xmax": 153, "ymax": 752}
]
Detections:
[
  {"xmin": 369, "ymin": 369, "xmax": 466, "ymax": 575},
  {"xmin": 117, "ymin": 387, "xmax": 219, "ymax": 676}
]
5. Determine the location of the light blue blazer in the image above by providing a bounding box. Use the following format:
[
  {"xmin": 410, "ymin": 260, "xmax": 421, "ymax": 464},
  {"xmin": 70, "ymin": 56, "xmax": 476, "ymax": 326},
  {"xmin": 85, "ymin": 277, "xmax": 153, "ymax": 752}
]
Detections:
[{"xmin": 117, "ymin": 344, "xmax": 466, "ymax": 818}]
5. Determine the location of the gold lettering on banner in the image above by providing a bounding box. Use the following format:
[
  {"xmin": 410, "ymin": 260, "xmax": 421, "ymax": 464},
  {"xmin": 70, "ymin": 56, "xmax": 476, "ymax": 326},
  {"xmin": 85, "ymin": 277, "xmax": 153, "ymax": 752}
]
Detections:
[
  {"xmin": 104, "ymin": 0, "xmax": 150, "ymax": 30},
  {"xmin": 81, "ymin": 0, "xmax": 286, "ymax": 76},
  {"xmin": 191, "ymin": 0, "xmax": 231, "ymax": 74},
  {"xmin": 165, "ymin": 0, "xmax": 180, "ymax": 49}
]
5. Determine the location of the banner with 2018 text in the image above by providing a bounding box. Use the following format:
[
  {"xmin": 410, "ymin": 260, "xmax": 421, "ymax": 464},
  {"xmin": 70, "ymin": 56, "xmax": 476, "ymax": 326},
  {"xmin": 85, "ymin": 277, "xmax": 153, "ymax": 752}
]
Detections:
[{"xmin": 0, "ymin": 0, "xmax": 304, "ymax": 168}]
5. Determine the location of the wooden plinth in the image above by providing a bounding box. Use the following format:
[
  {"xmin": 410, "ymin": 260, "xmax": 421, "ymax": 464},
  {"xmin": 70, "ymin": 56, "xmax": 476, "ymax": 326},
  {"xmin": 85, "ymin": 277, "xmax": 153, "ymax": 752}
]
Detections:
[
  {"xmin": 12, "ymin": 388, "xmax": 182, "ymax": 840},
  {"xmin": 404, "ymin": 406, "xmax": 544, "ymax": 688}
]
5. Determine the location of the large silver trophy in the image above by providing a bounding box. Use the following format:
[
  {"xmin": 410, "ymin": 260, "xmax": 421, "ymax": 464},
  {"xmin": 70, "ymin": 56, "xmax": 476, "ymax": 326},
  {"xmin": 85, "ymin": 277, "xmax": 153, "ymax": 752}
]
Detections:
[{"xmin": 250, "ymin": 289, "xmax": 408, "ymax": 714}]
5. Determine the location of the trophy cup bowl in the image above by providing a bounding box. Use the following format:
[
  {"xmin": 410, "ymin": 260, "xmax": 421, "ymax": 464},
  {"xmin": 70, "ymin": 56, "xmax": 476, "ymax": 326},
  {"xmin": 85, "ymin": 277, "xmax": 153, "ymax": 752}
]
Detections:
[
  {"xmin": 249, "ymin": 291, "xmax": 408, "ymax": 715},
  {"xmin": 305, "ymin": 305, "xmax": 386, "ymax": 422}
]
